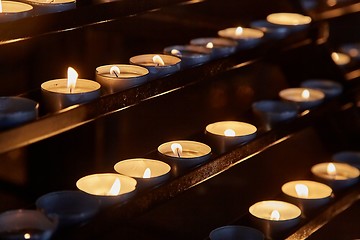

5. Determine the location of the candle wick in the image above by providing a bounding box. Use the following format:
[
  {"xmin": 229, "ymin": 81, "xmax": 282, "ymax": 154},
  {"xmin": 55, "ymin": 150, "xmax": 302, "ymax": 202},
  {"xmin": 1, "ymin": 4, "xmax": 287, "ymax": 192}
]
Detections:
[
  {"xmin": 114, "ymin": 71, "xmax": 119, "ymax": 78},
  {"xmin": 176, "ymin": 148, "xmax": 181, "ymax": 158}
]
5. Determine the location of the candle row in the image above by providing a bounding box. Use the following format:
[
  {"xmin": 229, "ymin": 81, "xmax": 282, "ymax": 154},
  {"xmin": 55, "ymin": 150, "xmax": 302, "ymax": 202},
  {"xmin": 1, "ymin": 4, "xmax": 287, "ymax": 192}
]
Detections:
[{"xmin": 210, "ymin": 154, "xmax": 360, "ymax": 240}]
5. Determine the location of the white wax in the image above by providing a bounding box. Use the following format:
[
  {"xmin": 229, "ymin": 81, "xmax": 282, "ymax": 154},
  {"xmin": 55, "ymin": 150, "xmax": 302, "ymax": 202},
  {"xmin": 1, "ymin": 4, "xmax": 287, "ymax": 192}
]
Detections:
[
  {"xmin": 311, "ymin": 162, "xmax": 360, "ymax": 180},
  {"xmin": 158, "ymin": 140, "xmax": 211, "ymax": 159},
  {"xmin": 281, "ymin": 180, "xmax": 332, "ymax": 199},
  {"xmin": 130, "ymin": 54, "xmax": 181, "ymax": 67},
  {"xmin": 218, "ymin": 27, "xmax": 264, "ymax": 40},
  {"xmin": 206, "ymin": 121, "xmax": 257, "ymax": 137},
  {"xmin": 114, "ymin": 158, "xmax": 171, "ymax": 178},
  {"xmin": 249, "ymin": 200, "xmax": 301, "ymax": 221},
  {"xmin": 279, "ymin": 88, "xmax": 324, "ymax": 102},
  {"xmin": 41, "ymin": 79, "xmax": 101, "ymax": 94},
  {"xmin": 267, "ymin": 13, "xmax": 312, "ymax": 26},
  {"xmin": 0, "ymin": 1, "xmax": 33, "ymax": 12}
]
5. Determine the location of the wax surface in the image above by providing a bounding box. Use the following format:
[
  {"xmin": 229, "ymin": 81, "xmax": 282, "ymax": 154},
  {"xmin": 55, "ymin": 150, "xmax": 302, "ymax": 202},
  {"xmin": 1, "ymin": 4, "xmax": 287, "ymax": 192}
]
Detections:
[
  {"xmin": 206, "ymin": 121, "xmax": 257, "ymax": 136},
  {"xmin": 279, "ymin": 88, "xmax": 324, "ymax": 102},
  {"xmin": 41, "ymin": 79, "xmax": 100, "ymax": 94},
  {"xmin": 249, "ymin": 200, "xmax": 301, "ymax": 220},
  {"xmin": 1, "ymin": 1, "xmax": 33, "ymax": 13},
  {"xmin": 311, "ymin": 162, "xmax": 360, "ymax": 180},
  {"xmin": 218, "ymin": 27, "xmax": 264, "ymax": 39},
  {"xmin": 282, "ymin": 180, "xmax": 332, "ymax": 199}
]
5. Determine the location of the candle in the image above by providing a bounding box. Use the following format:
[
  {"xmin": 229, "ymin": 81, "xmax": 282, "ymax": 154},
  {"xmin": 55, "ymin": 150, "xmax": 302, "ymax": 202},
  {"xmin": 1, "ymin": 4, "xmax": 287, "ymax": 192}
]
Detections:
[
  {"xmin": 339, "ymin": 43, "xmax": 360, "ymax": 61},
  {"xmin": 279, "ymin": 88, "xmax": 325, "ymax": 110},
  {"xmin": 95, "ymin": 64, "xmax": 149, "ymax": 94},
  {"xmin": 281, "ymin": 180, "xmax": 333, "ymax": 217},
  {"xmin": 129, "ymin": 54, "xmax": 181, "ymax": 80},
  {"xmin": 35, "ymin": 190, "xmax": 100, "ymax": 228},
  {"xmin": 76, "ymin": 173, "xmax": 137, "ymax": 208},
  {"xmin": 250, "ymin": 20, "xmax": 290, "ymax": 39},
  {"xmin": 332, "ymin": 151, "xmax": 360, "ymax": 169},
  {"xmin": 311, "ymin": 162, "xmax": 360, "ymax": 191},
  {"xmin": 41, "ymin": 67, "xmax": 101, "ymax": 112},
  {"xmin": 331, "ymin": 52, "xmax": 351, "ymax": 66},
  {"xmin": 114, "ymin": 158, "xmax": 171, "ymax": 189},
  {"xmin": 249, "ymin": 200, "xmax": 301, "ymax": 239},
  {"xmin": 209, "ymin": 225, "xmax": 264, "ymax": 240},
  {"xmin": 157, "ymin": 140, "xmax": 211, "ymax": 173},
  {"xmin": 252, "ymin": 100, "xmax": 298, "ymax": 130},
  {"xmin": 300, "ymin": 79, "xmax": 343, "ymax": 99},
  {"xmin": 189, "ymin": 37, "xmax": 238, "ymax": 59},
  {"xmin": 0, "ymin": 209, "xmax": 57, "ymax": 240},
  {"xmin": 0, "ymin": 0, "xmax": 33, "ymax": 23},
  {"xmin": 163, "ymin": 45, "xmax": 212, "ymax": 69},
  {"xmin": 19, "ymin": 0, "xmax": 75, "ymax": 15},
  {"xmin": 217, "ymin": 26, "xmax": 264, "ymax": 49},
  {"xmin": 266, "ymin": 13, "xmax": 312, "ymax": 32},
  {"xmin": 205, "ymin": 121, "xmax": 257, "ymax": 153},
  {"xmin": 0, "ymin": 96, "xmax": 39, "ymax": 130}
]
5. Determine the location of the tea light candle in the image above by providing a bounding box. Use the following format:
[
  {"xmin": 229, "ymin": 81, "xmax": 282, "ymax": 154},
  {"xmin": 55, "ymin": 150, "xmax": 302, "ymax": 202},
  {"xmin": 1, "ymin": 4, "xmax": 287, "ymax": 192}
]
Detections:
[
  {"xmin": 209, "ymin": 225, "xmax": 264, "ymax": 240},
  {"xmin": 163, "ymin": 45, "xmax": 212, "ymax": 69},
  {"xmin": 332, "ymin": 151, "xmax": 360, "ymax": 169},
  {"xmin": 281, "ymin": 180, "xmax": 333, "ymax": 216},
  {"xmin": 35, "ymin": 190, "xmax": 100, "ymax": 228},
  {"xmin": 266, "ymin": 12, "xmax": 312, "ymax": 32},
  {"xmin": 252, "ymin": 100, "xmax": 298, "ymax": 130},
  {"xmin": 76, "ymin": 173, "xmax": 137, "ymax": 208},
  {"xmin": 129, "ymin": 54, "xmax": 181, "ymax": 80},
  {"xmin": 19, "ymin": 0, "xmax": 75, "ymax": 15},
  {"xmin": 41, "ymin": 67, "xmax": 101, "ymax": 112},
  {"xmin": 0, "ymin": 0, "xmax": 33, "ymax": 23},
  {"xmin": 205, "ymin": 121, "xmax": 257, "ymax": 153},
  {"xmin": 250, "ymin": 20, "xmax": 291, "ymax": 39},
  {"xmin": 279, "ymin": 88, "xmax": 325, "ymax": 110},
  {"xmin": 189, "ymin": 37, "xmax": 238, "ymax": 59},
  {"xmin": 217, "ymin": 26, "xmax": 264, "ymax": 49},
  {"xmin": 95, "ymin": 64, "xmax": 149, "ymax": 94},
  {"xmin": 331, "ymin": 52, "xmax": 351, "ymax": 66},
  {"xmin": 0, "ymin": 209, "xmax": 57, "ymax": 239},
  {"xmin": 311, "ymin": 162, "xmax": 360, "ymax": 190},
  {"xmin": 158, "ymin": 140, "xmax": 211, "ymax": 173},
  {"xmin": 249, "ymin": 200, "xmax": 301, "ymax": 239},
  {"xmin": 0, "ymin": 96, "xmax": 38, "ymax": 130},
  {"xmin": 114, "ymin": 158, "xmax": 171, "ymax": 189},
  {"xmin": 300, "ymin": 79, "xmax": 343, "ymax": 99}
]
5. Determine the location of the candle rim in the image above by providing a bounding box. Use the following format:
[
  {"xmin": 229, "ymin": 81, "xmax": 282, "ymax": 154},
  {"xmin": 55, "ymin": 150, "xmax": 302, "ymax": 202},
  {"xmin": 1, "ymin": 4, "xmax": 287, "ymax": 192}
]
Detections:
[
  {"xmin": 24, "ymin": 0, "xmax": 75, "ymax": 5},
  {"xmin": 249, "ymin": 200, "xmax": 301, "ymax": 221},
  {"xmin": 157, "ymin": 140, "xmax": 211, "ymax": 159},
  {"xmin": 205, "ymin": 120, "xmax": 257, "ymax": 137},
  {"xmin": 281, "ymin": 180, "xmax": 332, "ymax": 199},
  {"xmin": 41, "ymin": 79, "xmax": 101, "ymax": 94},
  {"xmin": 114, "ymin": 158, "xmax": 171, "ymax": 178},
  {"xmin": 96, "ymin": 64, "xmax": 149, "ymax": 79}
]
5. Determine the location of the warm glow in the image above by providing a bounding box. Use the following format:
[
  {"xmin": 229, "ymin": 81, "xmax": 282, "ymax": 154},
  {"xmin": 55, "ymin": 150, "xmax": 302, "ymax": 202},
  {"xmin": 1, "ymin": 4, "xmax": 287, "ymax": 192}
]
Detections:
[
  {"xmin": 327, "ymin": 163, "xmax": 337, "ymax": 177},
  {"xmin": 110, "ymin": 66, "xmax": 120, "ymax": 77},
  {"xmin": 171, "ymin": 49, "xmax": 182, "ymax": 57},
  {"xmin": 206, "ymin": 42, "xmax": 214, "ymax": 49},
  {"xmin": 171, "ymin": 143, "xmax": 183, "ymax": 157},
  {"xmin": 295, "ymin": 183, "xmax": 309, "ymax": 198},
  {"xmin": 349, "ymin": 48, "xmax": 359, "ymax": 58},
  {"xmin": 224, "ymin": 129, "xmax": 236, "ymax": 137},
  {"xmin": 152, "ymin": 55, "xmax": 165, "ymax": 66},
  {"xmin": 270, "ymin": 210, "xmax": 280, "ymax": 220},
  {"xmin": 67, "ymin": 67, "xmax": 78, "ymax": 93},
  {"xmin": 24, "ymin": 233, "xmax": 31, "ymax": 239},
  {"xmin": 235, "ymin": 27, "xmax": 243, "ymax": 36},
  {"xmin": 0, "ymin": 0, "xmax": 2, "ymax": 13},
  {"xmin": 331, "ymin": 52, "xmax": 339, "ymax": 62},
  {"xmin": 107, "ymin": 178, "xmax": 121, "ymax": 196},
  {"xmin": 301, "ymin": 89, "xmax": 310, "ymax": 99},
  {"xmin": 143, "ymin": 168, "xmax": 151, "ymax": 178},
  {"xmin": 327, "ymin": 0, "xmax": 337, "ymax": 6}
]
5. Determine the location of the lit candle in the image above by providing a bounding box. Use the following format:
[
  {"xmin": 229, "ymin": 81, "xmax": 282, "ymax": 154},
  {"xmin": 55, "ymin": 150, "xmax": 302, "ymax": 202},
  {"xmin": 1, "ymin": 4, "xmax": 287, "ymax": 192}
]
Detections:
[
  {"xmin": 331, "ymin": 52, "xmax": 351, "ymax": 66},
  {"xmin": 35, "ymin": 190, "xmax": 100, "ymax": 228},
  {"xmin": 266, "ymin": 12, "xmax": 312, "ymax": 32},
  {"xmin": 279, "ymin": 87, "xmax": 325, "ymax": 110},
  {"xmin": 19, "ymin": 0, "xmax": 75, "ymax": 15},
  {"xmin": 95, "ymin": 64, "xmax": 149, "ymax": 94},
  {"xmin": 217, "ymin": 26, "xmax": 264, "ymax": 49},
  {"xmin": 157, "ymin": 140, "xmax": 212, "ymax": 173},
  {"xmin": 163, "ymin": 44, "xmax": 212, "ymax": 69},
  {"xmin": 0, "ymin": 0, "xmax": 33, "ymax": 23},
  {"xmin": 0, "ymin": 96, "xmax": 39, "ymax": 130},
  {"xmin": 300, "ymin": 79, "xmax": 343, "ymax": 99},
  {"xmin": 41, "ymin": 67, "xmax": 101, "ymax": 112},
  {"xmin": 205, "ymin": 121, "xmax": 257, "ymax": 153},
  {"xmin": 281, "ymin": 180, "xmax": 333, "ymax": 216},
  {"xmin": 311, "ymin": 162, "xmax": 360, "ymax": 191},
  {"xmin": 129, "ymin": 54, "xmax": 181, "ymax": 80},
  {"xmin": 114, "ymin": 158, "xmax": 171, "ymax": 189},
  {"xmin": 332, "ymin": 151, "xmax": 360, "ymax": 169},
  {"xmin": 190, "ymin": 37, "xmax": 238, "ymax": 59},
  {"xmin": 209, "ymin": 225, "xmax": 264, "ymax": 240},
  {"xmin": 249, "ymin": 200, "xmax": 301, "ymax": 239},
  {"xmin": 76, "ymin": 173, "xmax": 137, "ymax": 208},
  {"xmin": 0, "ymin": 209, "xmax": 57, "ymax": 239}
]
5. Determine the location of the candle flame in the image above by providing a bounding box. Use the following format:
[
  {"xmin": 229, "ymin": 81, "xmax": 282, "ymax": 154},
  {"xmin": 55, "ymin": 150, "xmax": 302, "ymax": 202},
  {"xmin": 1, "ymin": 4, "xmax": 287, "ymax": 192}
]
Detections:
[
  {"xmin": 152, "ymin": 55, "xmax": 165, "ymax": 66},
  {"xmin": 110, "ymin": 66, "xmax": 120, "ymax": 77},
  {"xmin": 107, "ymin": 178, "xmax": 121, "ymax": 196},
  {"xmin": 24, "ymin": 233, "xmax": 31, "ymax": 239},
  {"xmin": 171, "ymin": 143, "xmax": 183, "ymax": 157},
  {"xmin": 143, "ymin": 168, "xmax": 151, "ymax": 178},
  {"xmin": 67, "ymin": 67, "xmax": 78, "ymax": 93},
  {"xmin": 224, "ymin": 129, "xmax": 236, "ymax": 137},
  {"xmin": 301, "ymin": 89, "xmax": 310, "ymax": 99},
  {"xmin": 171, "ymin": 49, "xmax": 182, "ymax": 57},
  {"xmin": 235, "ymin": 27, "xmax": 243, "ymax": 36},
  {"xmin": 270, "ymin": 210, "xmax": 280, "ymax": 221},
  {"xmin": 331, "ymin": 52, "xmax": 339, "ymax": 62},
  {"xmin": 295, "ymin": 183, "xmax": 309, "ymax": 198},
  {"xmin": 327, "ymin": 163, "xmax": 337, "ymax": 177},
  {"xmin": 206, "ymin": 42, "xmax": 214, "ymax": 49}
]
